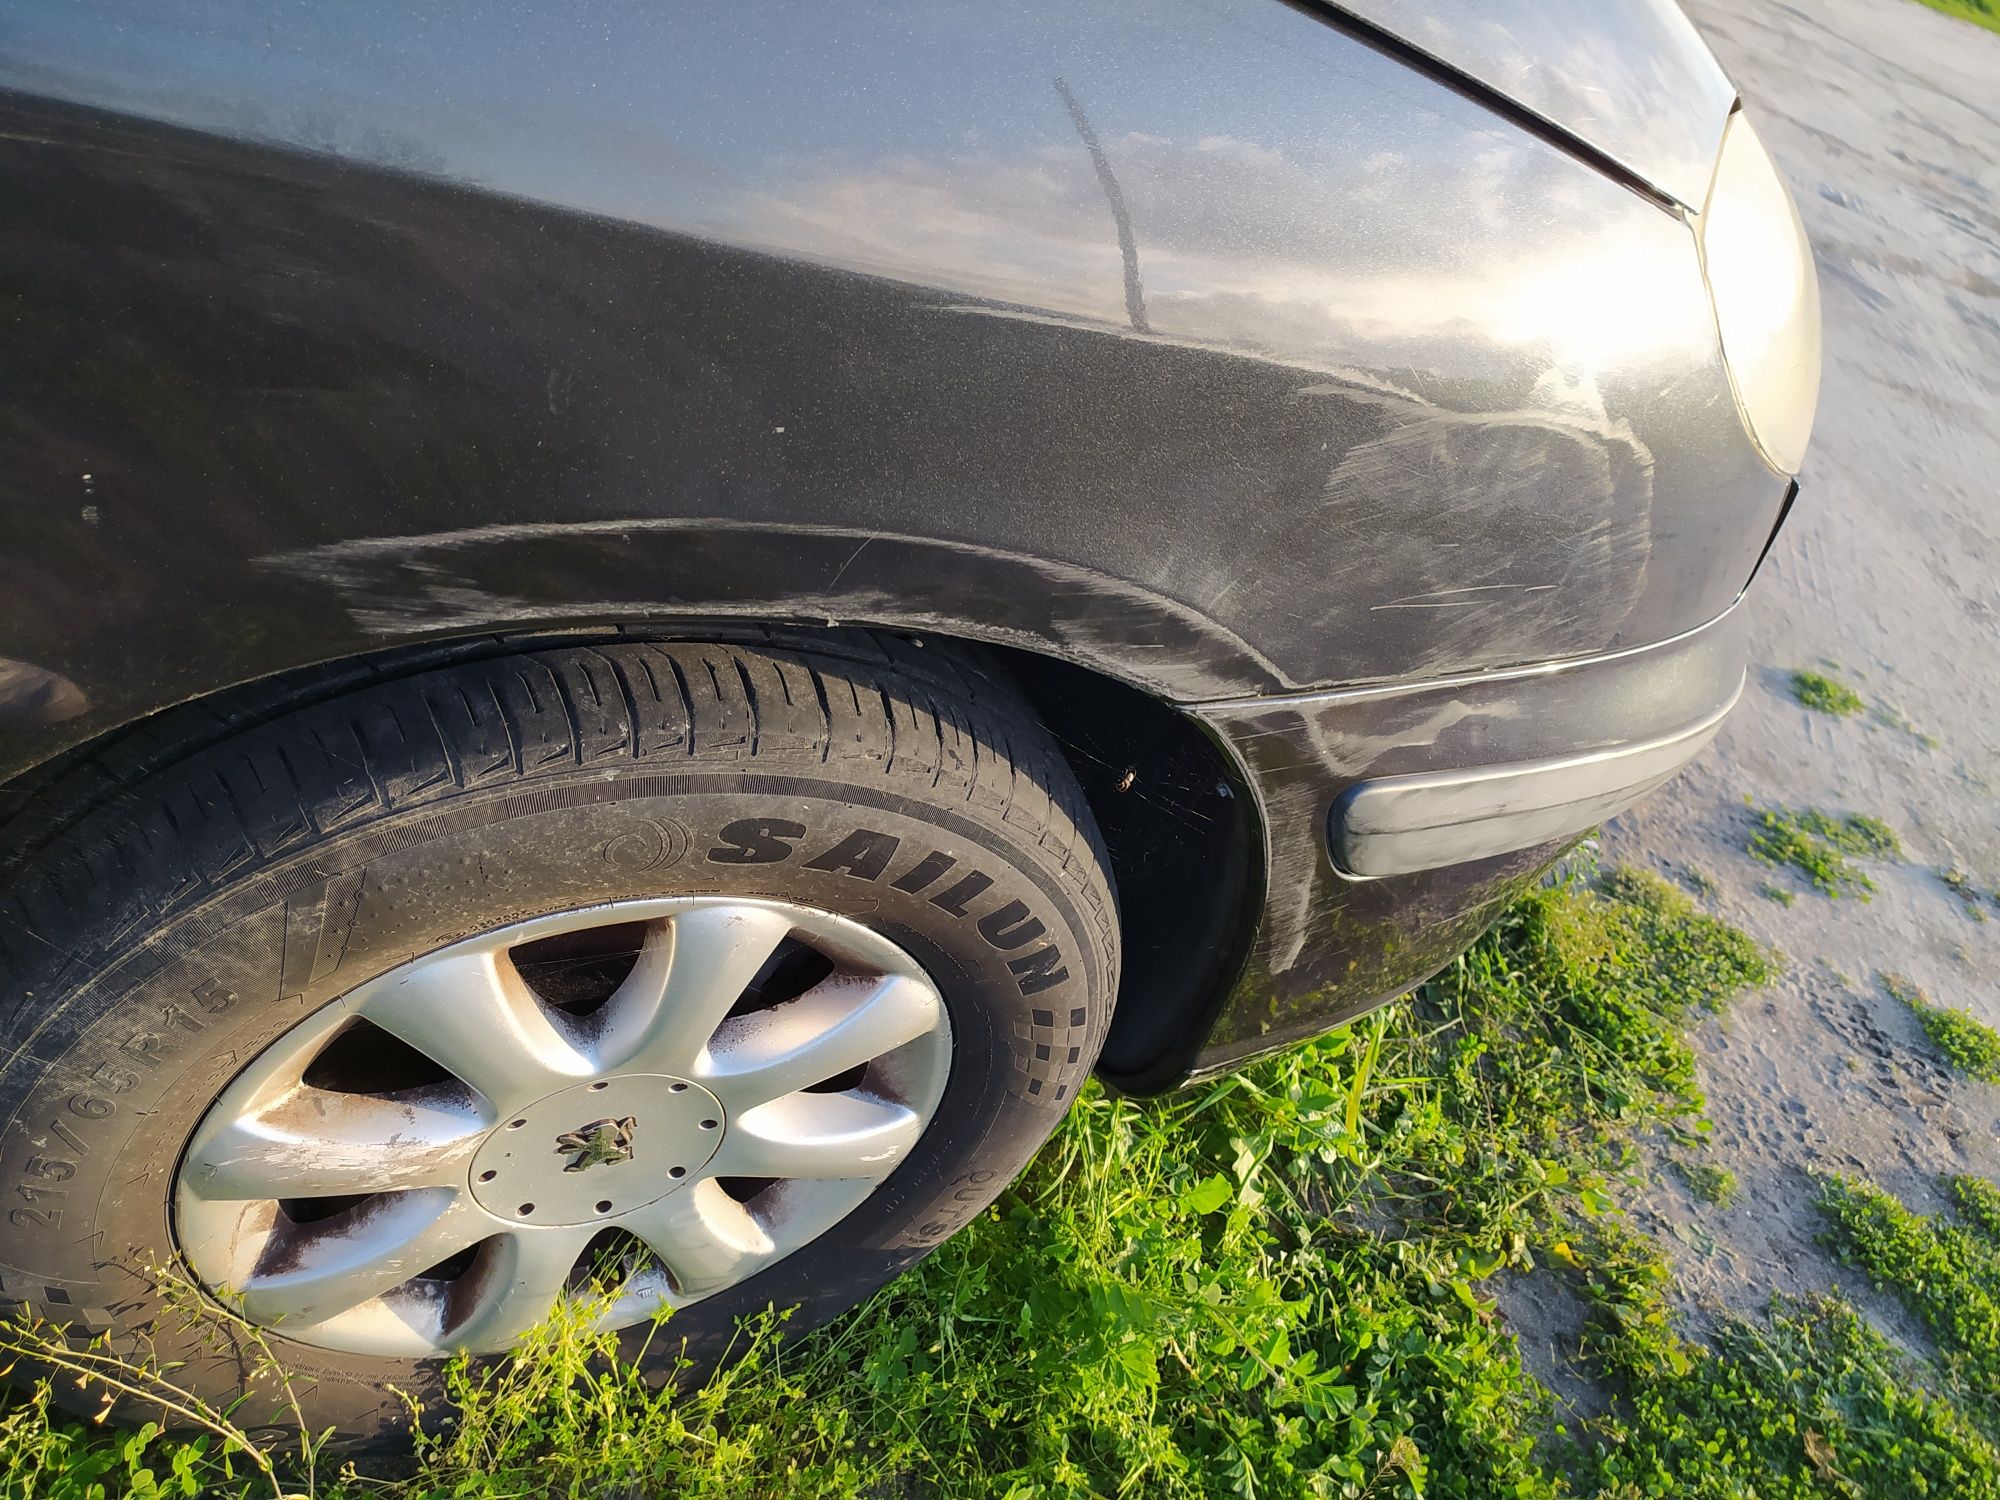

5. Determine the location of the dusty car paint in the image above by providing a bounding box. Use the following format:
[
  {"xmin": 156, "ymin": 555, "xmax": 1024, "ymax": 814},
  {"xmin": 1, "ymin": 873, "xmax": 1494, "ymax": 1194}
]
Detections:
[
  {"xmin": 0, "ymin": 0, "xmax": 1790, "ymax": 1084},
  {"xmin": 1167, "ymin": 604, "xmax": 1748, "ymax": 1085},
  {"xmin": 1320, "ymin": 0, "xmax": 1739, "ymax": 210}
]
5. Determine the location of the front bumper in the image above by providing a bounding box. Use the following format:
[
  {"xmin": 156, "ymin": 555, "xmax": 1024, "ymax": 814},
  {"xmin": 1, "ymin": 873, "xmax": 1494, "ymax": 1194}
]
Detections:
[
  {"xmin": 1166, "ymin": 602, "xmax": 1749, "ymax": 1085},
  {"xmin": 1330, "ymin": 676, "xmax": 1738, "ymax": 879}
]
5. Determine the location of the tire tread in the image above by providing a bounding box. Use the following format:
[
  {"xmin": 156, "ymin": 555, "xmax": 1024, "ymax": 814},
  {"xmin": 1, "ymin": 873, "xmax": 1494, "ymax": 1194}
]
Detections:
[{"xmin": 0, "ymin": 635, "xmax": 1116, "ymax": 1007}]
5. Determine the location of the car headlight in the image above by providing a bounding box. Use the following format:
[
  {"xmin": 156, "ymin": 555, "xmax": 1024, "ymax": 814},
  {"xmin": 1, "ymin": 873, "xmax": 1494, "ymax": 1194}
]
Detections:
[{"xmin": 1698, "ymin": 111, "xmax": 1822, "ymax": 475}]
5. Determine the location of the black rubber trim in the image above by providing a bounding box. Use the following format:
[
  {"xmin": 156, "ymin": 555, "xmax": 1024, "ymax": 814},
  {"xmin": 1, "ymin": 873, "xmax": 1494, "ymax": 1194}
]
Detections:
[
  {"xmin": 1285, "ymin": 0, "xmax": 1686, "ymax": 215},
  {"xmin": 1744, "ymin": 478, "xmax": 1800, "ymax": 593}
]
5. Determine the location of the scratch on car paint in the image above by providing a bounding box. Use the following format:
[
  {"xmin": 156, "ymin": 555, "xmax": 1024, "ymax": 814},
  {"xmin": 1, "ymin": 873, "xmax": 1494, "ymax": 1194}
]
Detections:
[
  {"xmin": 1209, "ymin": 692, "xmax": 1539, "ymax": 976},
  {"xmin": 1204, "ymin": 576, "xmax": 1245, "ymax": 612},
  {"xmin": 254, "ymin": 516, "xmax": 1291, "ymax": 702},
  {"xmin": 1291, "ymin": 379, "xmax": 1658, "ymax": 683},
  {"xmin": 1297, "ymin": 372, "xmax": 1657, "ymax": 474},
  {"xmin": 1308, "ymin": 697, "xmax": 1529, "ymax": 776},
  {"xmin": 929, "ymin": 303, "xmax": 1439, "ymax": 407},
  {"xmin": 826, "ymin": 537, "xmax": 873, "ymax": 591},
  {"xmin": 1372, "ymin": 584, "xmax": 1558, "ymax": 610}
]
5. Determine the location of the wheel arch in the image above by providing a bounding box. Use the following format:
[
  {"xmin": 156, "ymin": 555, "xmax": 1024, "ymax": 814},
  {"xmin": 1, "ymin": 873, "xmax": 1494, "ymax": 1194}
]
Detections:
[{"xmin": 0, "ymin": 620, "xmax": 1265, "ymax": 1095}]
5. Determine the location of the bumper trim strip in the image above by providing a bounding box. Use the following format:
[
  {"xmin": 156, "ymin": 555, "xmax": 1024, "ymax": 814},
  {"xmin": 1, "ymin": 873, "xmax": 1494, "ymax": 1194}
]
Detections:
[{"xmin": 1328, "ymin": 673, "xmax": 1742, "ymax": 878}]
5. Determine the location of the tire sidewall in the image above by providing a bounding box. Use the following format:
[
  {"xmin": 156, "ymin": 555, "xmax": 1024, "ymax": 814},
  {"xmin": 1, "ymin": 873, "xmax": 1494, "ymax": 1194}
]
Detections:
[{"xmin": 0, "ymin": 766, "xmax": 1111, "ymax": 1442}]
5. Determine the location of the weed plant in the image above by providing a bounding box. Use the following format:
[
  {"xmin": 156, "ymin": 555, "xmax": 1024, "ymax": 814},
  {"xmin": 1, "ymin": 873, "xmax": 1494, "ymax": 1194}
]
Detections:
[
  {"xmin": 1748, "ymin": 806, "xmax": 1901, "ymax": 898},
  {"xmin": 1883, "ymin": 971, "xmax": 2000, "ymax": 1083},
  {"xmin": 1790, "ymin": 669, "xmax": 1865, "ymax": 717},
  {"xmin": 8, "ymin": 872, "xmax": 2000, "ymax": 1497},
  {"xmin": 1819, "ymin": 1174, "xmax": 2000, "ymax": 1438}
]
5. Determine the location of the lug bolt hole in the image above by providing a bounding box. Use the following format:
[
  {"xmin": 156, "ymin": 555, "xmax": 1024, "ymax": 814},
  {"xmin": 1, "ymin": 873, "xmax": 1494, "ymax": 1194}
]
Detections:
[
  {"xmin": 595, "ymin": 1199, "xmax": 613, "ymax": 1213},
  {"xmin": 669, "ymin": 1166, "xmax": 687, "ymax": 1179},
  {"xmin": 507, "ymin": 1119, "xmax": 526, "ymax": 1130},
  {"xmin": 589, "ymin": 1081, "xmax": 608, "ymax": 1092},
  {"xmin": 670, "ymin": 1082, "xmax": 687, "ymax": 1093},
  {"xmin": 699, "ymin": 1119, "xmax": 719, "ymax": 1130},
  {"xmin": 518, "ymin": 1202, "xmax": 535, "ymax": 1216},
  {"xmin": 478, "ymin": 1170, "xmax": 497, "ymax": 1183}
]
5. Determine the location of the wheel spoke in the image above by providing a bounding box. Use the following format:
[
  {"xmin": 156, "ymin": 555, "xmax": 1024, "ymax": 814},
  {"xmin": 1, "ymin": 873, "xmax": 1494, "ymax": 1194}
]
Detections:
[
  {"xmin": 701, "ymin": 974, "xmax": 942, "ymax": 1110},
  {"xmin": 595, "ymin": 905, "xmax": 798, "ymax": 1076},
  {"xmin": 710, "ymin": 1092, "xmax": 923, "ymax": 1181},
  {"xmin": 349, "ymin": 945, "xmax": 592, "ymax": 1111},
  {"xmin": 182, "ymin": 1087, "xmax": 485, "ymax": 1202},
  {"xmin": 447, "ymin": 1227, "xmax": 598, "ymax": 1352},
  {"xmin": 622, "ymin": 1179, "xmax": 777, "ymax": 1297},
  {"xmin": 174, "ymin": 895, "xmax": 959, "ymax": 1360},
  {"xmin": 236, "ymin": 1189, "xmax": 483, "ymax": 1328}
]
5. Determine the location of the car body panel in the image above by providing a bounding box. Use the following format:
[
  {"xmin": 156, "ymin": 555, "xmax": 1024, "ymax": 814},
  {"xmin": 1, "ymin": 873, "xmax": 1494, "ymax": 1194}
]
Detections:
[
  {"xmin": 0, "ymin": 0, "xmax": 1788, "ymax": 1087},
  {"xmin": 0, "ymin": 0, "xmax": 1780, "ymax": 780},
  {"xmin": 1172, "ymin": 601, "xmax": 1748, "ymax": 1082},
  {"xmin": 1322, "ymin": 0, "xmax": 1738, "ymax": 210}
]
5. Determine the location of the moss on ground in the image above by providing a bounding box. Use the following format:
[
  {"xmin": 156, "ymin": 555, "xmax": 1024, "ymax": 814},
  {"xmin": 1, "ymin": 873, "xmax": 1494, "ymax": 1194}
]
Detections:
[
  {"xmin": 1674, "ymin": 1158, "xmax": 1741, "ymax": 1208},
  {"xmin": 1790, "ymin": 668, "xmax": 1866, "ymax": 716},
  {"xmin": 1748, "ymin": 805, "xmax": 1902, "ymax": 899}
]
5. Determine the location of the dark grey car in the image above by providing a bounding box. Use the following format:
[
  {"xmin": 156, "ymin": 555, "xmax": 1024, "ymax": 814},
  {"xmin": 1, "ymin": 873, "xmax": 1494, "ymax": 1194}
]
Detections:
[{"xmin": 0, "ymin": 0, "xmax": 1818, "ymax": 1443}]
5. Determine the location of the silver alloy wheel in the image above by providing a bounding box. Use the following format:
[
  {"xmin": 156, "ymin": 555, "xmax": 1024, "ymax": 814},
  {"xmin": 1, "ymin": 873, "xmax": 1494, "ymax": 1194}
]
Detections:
[{"xmin": 173, "ymin": 898, "xmax": 953, "ymax": 1358}]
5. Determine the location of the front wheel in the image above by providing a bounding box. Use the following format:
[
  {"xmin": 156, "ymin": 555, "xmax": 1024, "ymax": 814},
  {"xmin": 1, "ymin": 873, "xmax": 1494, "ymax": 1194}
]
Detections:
[{"xmin": 0, "ymin": 636, "xmax": 1119, "ymax": 1447}]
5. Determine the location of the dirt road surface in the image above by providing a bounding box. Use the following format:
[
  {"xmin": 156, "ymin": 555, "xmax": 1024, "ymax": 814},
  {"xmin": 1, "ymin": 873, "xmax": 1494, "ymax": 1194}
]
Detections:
[{"xmin": 1509, "ymin": 0, "xmax": 2000, "ymax": 1388}]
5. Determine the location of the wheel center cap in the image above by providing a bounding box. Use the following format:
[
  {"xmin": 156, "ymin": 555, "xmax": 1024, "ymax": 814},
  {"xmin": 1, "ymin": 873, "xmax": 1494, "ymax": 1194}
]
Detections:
[{"xmin": 469, "ymin": 1074, "xmax": 725, "ymax": 1227}]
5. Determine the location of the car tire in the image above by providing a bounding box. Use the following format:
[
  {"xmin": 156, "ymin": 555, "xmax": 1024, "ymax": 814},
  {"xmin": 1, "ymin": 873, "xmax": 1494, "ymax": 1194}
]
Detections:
[{"xmin": 0, "ymin": 634, "xmax": 1118, "ymax": 1448}]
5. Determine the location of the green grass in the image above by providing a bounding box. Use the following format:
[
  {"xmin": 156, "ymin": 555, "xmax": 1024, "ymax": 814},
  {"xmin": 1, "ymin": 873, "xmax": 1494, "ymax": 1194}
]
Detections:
[
  {"xmin": 1748, "ymin": 805, "xmax": 1902, "ymax": 899},
  {"xmin": 1884, "ymin": 972, "xmax": 2000, "ymax": 1083},
  {"xmin": 1819, "ymin": 1174, "xmax": 2000, "ymax": 1429},
  {"xmin": 1790, "ymin": 669, "xmax": 1866, "ymax": 717},
  {"xmin": 1957, "ymin": 1176, "xmax": 2000, "ymax": 1243},
  {"xmin": 1595, "ymin": 1286, "xmax": 1999, "ymax": 1497},
  {"xmin": 1673, "ymin": 1158, "xmax": 1741, "ymax": 1208},
  {"xmin": 10, "ymin": 872, "xmax": 2000, "ymax": 1498},
  {"xmin": 1907, "ymin": 0, "xmax": 2000, "ymax": 37}
]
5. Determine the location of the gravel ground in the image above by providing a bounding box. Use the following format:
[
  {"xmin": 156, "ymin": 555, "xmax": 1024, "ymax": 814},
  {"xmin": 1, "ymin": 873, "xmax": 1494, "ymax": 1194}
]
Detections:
[{"xmin": 1517, "ymin": 0, "xmax": 2000, "ymax": 1381}]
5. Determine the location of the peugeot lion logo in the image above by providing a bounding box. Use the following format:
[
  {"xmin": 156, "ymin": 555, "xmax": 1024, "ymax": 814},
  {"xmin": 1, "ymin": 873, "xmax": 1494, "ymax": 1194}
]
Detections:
[{"xmin": 554, "ymin": 1116, "xmax": 638, "ymax": 1173}]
